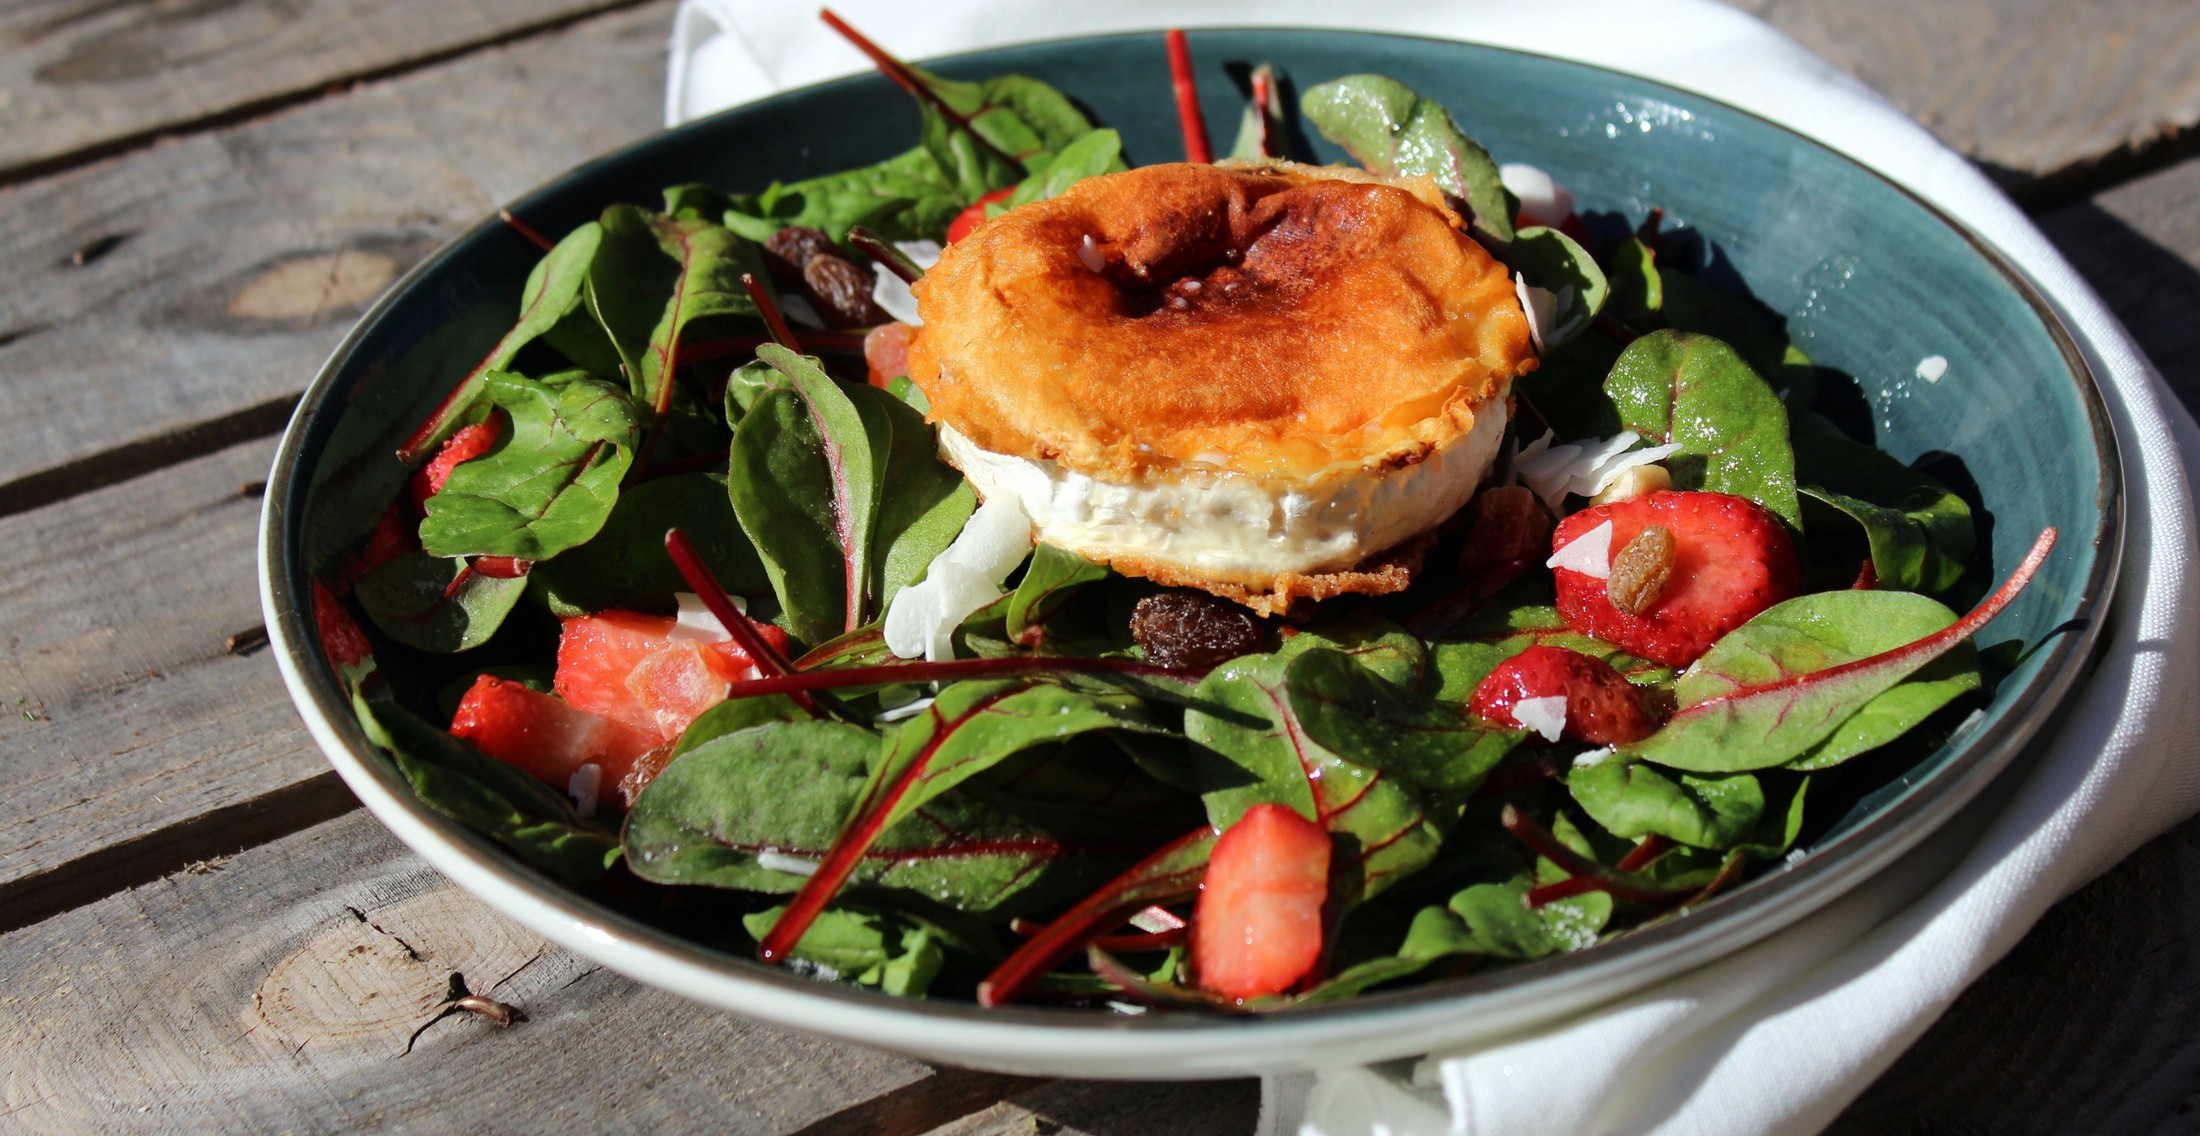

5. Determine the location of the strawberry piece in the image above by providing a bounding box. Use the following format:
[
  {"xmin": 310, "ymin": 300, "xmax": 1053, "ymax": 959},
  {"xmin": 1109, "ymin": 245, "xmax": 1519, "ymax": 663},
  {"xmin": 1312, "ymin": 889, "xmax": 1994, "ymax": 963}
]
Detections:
[
  {"xmin": 555, "ymin": 610, "xmax": 783, "ymax": 741},
  {"xmin": 1551, "ymin": 491, "xmax": 1799, "ymax": 667},
  {"xmin": 1189, "ymin": 803, "xmax": 1331, "ymax": 1000},
  {"xmin": 407, "ymin": 417, "xmax": 501, "ymax": 511},
  {"xmin": 449, "ymin": 674, "xmax": 661, "ymax": 808},
  {"xmin": 311, "ymin": 578, "xmax": 374, "ymax": 674},
  {"xmin": 864, "ymin": 321, "xmax": 915, "ymax": 388},
  {"xmin": 945, "ymin": 187, "xmax": 1015, "ymax": 244},
  {"xmin": 1468, "ymin": 645, "xmax": 1659, "ymax": 746}
]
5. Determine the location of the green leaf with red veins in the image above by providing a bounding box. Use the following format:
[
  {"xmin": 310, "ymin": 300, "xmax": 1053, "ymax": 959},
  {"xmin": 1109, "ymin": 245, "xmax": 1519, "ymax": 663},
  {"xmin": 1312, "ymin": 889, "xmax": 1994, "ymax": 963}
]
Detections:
[
  {"xmin": 1299, "ymin": 74, "xmax": 1515, "ymax": 246},
  {"xmin": 399, "ymin": 220, "xmax": 603, "ymax": 463},
  {"xmin": 856, "ymin": 382, "xmax": 977, "ymax": 618},
  {"xmin": 624, "ymin": 719, "xmax": 1175, "ymax": 914},
  {"xmin": 1400, "ymin": 814, "xmax": 1613, "ymax": 961},
  {"xmin": 636, "ymin": 212, "xmax": 767, "ymax": 416},
  {"xmin": 1794, "ymin": 412, "xmax": 1975, "ymax": 595},
  {"xmin": 1187, "ymin": 652, "xmax": 1443, "ymax": 906},
  {"xmin": 1624, "ymin": 588, "xmax": 1986, "ymax": 773},
  {"xmin": 1606, "ymin": 236, "xmax": 1663, "ymax": 331},
  {"xmin": 418, "ymin": 369, "xmax": 640, "ymax": 560},
  {"xmin": 532, "ymin": 472, "xmax": 775, "ymax": 622},
  {"xmin": 1604, "ymin": 329, "xmax": 1803, "ymax": 531},
  {"xmin": 1284, "ymin": 649, "xmax": 1521, "ymax": 801},
  {"xmin": 354, "ymin": 549, "xmax": 528, "ymax": 654},
  {"xmin": 910, "ymin": 68, "xmax": 1101, "ymax": 167},
  {"xmin": 1274, "ymin": 608, "xmax": 1427, "ymax": 688},
  {"xmin": 1565, "ymin": 760, "xmax": 1766, "ymax": 849},
  {"xmin": 1429, "ymin": 605, "xmax": 1675, "ymax": 704}
]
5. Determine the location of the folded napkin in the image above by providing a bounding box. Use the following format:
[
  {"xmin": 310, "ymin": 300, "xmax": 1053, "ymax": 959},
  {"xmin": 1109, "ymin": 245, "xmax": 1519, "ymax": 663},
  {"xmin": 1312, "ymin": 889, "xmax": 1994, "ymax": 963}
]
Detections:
[{"xmin": 665, "ymin": 3, "xmax": 2200, "ymax": 1132}]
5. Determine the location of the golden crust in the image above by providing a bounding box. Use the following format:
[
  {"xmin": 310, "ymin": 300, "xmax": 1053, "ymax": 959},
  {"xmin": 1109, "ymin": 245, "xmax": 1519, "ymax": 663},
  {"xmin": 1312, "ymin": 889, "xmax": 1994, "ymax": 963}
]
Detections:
[
  {"xmin": 1107, "ymin": 530, "xmax": 1439, "ymax": 618},
  {"xmin": 907, "ymin": 161, "xmax": 1535, "ymax": 484}
]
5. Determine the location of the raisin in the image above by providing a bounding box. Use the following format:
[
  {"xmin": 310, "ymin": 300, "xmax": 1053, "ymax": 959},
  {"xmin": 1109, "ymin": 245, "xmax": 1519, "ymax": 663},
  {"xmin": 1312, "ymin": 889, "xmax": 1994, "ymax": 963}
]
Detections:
[
  {"xmin": 763, "ymin": 225, "xmax": 836, "ymax": 286},
  {"xmin": 1607, "ymin": 525, "xmax": 1676, "ymax": 616},
  {"xmin": 1131, "ymin": 592, "xmax": 1268, "ymax": 670},
  {"xmin": 802, "ymin": 253, "xmax": 890, "ymax": 329},
  {"xmin": 1459, "ymin": 485, "xmax": 1550, "ymax": 572}
]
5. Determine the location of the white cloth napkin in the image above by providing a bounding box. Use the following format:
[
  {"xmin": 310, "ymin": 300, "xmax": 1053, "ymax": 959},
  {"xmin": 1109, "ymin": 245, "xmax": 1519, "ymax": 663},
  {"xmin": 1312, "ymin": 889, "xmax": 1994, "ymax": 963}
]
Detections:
[{"xmin": 664, "ymin": 3, "xmax": 2200, "ymax": 1132}]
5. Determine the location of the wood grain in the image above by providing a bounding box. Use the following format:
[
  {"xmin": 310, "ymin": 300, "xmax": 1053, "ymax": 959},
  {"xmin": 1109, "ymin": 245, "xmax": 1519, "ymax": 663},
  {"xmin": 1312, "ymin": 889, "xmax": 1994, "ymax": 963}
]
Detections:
[
  {"xmin": 1734, "ymin": 0, "xmax": 2200, "ymax": 180},
  {"xmin": 915, "ymin": 1079, "xmax": 1262, "ymax": 1136},
  {"xmin": 0, "ymin": 809, "xmax": 942, "ymax": 1134},
  {"xmin": 0, "ymin": 0, "xmax": 670, "ymax": 496},
  {"xmin": 0, "ymin": 436, "xmax": 344, "ymax": 929},
  {"xmin": 0, "ymin": 0, "xmax": 652, "ymax": 184}
]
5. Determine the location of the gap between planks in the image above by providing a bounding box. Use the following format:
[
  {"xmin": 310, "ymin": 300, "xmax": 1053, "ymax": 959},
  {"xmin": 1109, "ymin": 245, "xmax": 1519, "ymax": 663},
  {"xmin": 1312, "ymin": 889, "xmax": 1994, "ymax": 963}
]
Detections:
[{"xmin": 0, "ymin": 0, "xmax": 666, "ymax": 195}]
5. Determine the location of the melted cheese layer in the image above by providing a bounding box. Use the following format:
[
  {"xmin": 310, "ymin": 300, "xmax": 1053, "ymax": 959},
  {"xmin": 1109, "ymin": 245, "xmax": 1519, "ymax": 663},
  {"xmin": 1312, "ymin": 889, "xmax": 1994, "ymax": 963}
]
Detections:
[{"xmin": 938, "ymin": 394, "xmax": 1509, "ymax": 584}]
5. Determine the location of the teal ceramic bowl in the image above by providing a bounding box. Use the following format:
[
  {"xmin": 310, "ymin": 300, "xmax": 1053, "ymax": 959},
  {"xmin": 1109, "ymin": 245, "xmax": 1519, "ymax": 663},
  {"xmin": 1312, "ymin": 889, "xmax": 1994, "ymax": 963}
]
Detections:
[{"xmin": 260, "ymin": 30, "xmax": 2119, "ymax": 1076}]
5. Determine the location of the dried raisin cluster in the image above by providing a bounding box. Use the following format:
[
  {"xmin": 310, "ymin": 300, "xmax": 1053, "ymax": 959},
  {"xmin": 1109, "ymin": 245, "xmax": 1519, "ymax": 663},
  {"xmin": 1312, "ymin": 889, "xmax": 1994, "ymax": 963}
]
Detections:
[{"xmin": 1130, "ymin": 591, "xmax": 1268, "ymax": 670}]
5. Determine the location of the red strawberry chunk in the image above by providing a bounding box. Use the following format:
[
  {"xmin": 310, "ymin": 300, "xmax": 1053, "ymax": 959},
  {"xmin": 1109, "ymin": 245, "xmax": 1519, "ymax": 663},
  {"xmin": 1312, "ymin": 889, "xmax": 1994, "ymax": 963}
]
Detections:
[
  {"xmin": 311, "ymin": 578, "xmax": 374, "ymax": 674},
  {"xmin": 1551, "ymin": 491, "xmax": 1799, "ymax": 667},
  {"xmin": 408, "ymin": 417, "xmax": 501, "ymax": 511},
  {"xmin": 555, "ymin": 610, "xmax": 779, "ymax": 742},
  {"xmin": 946, "ymin": 187, "xmax": 1016, "ymax": 244},
  {"xmin": 1468, "ymin": 645, "xmax": 1660, "ymax": 746},
  {"xmin": 449, "ymin": 674, "xmax": 661, "ymax": 807},
  {"xmin": 1190, "ymin": 803, "xmax": 1331, "ymax": 1000}
]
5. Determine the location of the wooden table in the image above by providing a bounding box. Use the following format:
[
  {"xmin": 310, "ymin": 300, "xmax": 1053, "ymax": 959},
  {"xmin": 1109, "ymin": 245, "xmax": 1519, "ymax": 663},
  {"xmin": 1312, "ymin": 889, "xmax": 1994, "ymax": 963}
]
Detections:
[{"xmin": 4, "ymin": 3, "xmax": 2197, "ymax": 1131}]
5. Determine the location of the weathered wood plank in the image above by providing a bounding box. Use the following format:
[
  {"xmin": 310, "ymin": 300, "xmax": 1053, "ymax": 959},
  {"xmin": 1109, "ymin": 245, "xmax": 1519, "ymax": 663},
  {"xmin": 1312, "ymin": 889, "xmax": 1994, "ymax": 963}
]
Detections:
[
  {"xmin": 1834, "ymin": 812, "xmax": 2200, "ymax": 1133},
  {"xmin": 0, "ymin": 0, "xmax": 670, "ymax": 497},
  {"xmin": 0, "ymin": 809, "xmax": 948, "ymax": 1134},
  {"xmin": 1732, "ymin": 0, "xmax": 2200, "ymax": 180},
  {"xmin": 0, "ymin": 436, "xmax": 347, "ymax": 929},
  {"xmin": 916, "ymin": 1080, "xmax": 1261, "ymax": 1136},
  {"xmin": 2038, "ymin": 153, "xmax": 2200, "ymax": 410},
  {"xmin": 0, "ymin": 0, "xmax": 648, "ymax": 183}
]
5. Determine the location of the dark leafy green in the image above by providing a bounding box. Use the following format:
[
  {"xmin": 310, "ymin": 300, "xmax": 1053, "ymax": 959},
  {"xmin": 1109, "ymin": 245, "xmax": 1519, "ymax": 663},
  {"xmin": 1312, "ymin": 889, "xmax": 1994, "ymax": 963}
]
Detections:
[
  {"xmin": 1300, "ymin": 74, "xmax": 1514, "ymax": 245},
  {"xmin": 1285, "ymin": 648, "xmax": 1520, "ymax": 800},
  {"xmin": 1795, "ymin": 413, "xmax": 1974, "ymax": 594},
  {"xmin": 1006, "ymin": 543, "xmax": 1109, "ymax": 643},
  {"xmin": 741, "ymin": 904, "xmax": 957, "ymax": 996},
  {"xmin": 355, "ymin": 550, "xmax": 529, "ymax": 653},
  {"xmin": 1506, "ymin": 225, "xmax": 1608, "ymax": 346},
  {"xmin": 1605, "ymin": 329, "xmax": 1802, "ymax": 530},
  {"xmin": 1566, "ymin": 758, "xmax": 1766, "ymax": 849},
  {"xmin": 531, "ymin": 472, "xmax": 772, "ymax": 620},
  {"xmin": 418, "ymin": 369, "xmax": 641, "ymax": 560}
]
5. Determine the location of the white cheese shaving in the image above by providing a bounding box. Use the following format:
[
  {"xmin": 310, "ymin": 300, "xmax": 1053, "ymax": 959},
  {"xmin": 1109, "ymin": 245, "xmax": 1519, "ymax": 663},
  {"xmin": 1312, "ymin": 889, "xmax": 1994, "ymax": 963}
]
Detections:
[
  {"xmin": 1572, "ymin": 747, "xmax": 1616, "ymax": 769},
  {"xmin": 756, "ymin": 849, "xmax": 821, "ymax": 877},
  {"xmin": 883, "ymin": 495, "xmax": 1035, "ymax": 660},
  {"xmin": 1546, "ymin": 519, "xmax": 1615, "ymax": 580},
  {"xmin": 870, "ymin": 239, "xmax": 941, "ymax": 325},
  {"xmin": 777, "ymin": 292, "xmax": 827, "ymax": 330},
  {"xmin": 874, "ymin": 696, "xmax": 937, "ymax": 725},
  {"xmin": 1515, "ymin": 429, "xmax": 1681, "ymax": 507},
  {"xmin": 567, "ymin": 763, "xmax": 602, "ymax": 819},
  {"xmin": 669, "ymin": 590, "xmax": 746, "ymax": 643},
  {"xmin": 1500, "ymin": 162, "xmax": 1577, "ymax": 228},
  {"xmin": 1511, "ymin": 695, "xmax": 1569, "ymax": 743},
  {"xmin": 1916, "ymin": 354, "xmax": 1949, "ymax": 383},
  {"xmin": 1514, "ymin": 273, "xmax": 1558, "ymax": 352}
]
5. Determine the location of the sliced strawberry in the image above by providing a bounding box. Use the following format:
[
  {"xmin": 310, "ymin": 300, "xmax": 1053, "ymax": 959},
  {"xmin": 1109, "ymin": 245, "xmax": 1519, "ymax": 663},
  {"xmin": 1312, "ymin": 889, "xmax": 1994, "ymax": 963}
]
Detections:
[
  {"xmin": 864, "ymin": 320, "xmax": 916, "ymax": 388},
  {"xmin": 1468, "ymin": 645, "xmax": 1659, "ymax": 746},
  {"xmin": 1189, "ymin": 803, "xmax": 1331, "ymax": 1001},
  {"xmin": 555, "ymin": 610, "xmax": 784, "ymax": 741},
  {"xmin": 311, "ymin": 577, "xmax": 374, "ymax": 674},
  {"xmin": 1552, "ymin": 491, "xmax": 1799, "ymax": 667},
  {"xmin": 408, "ymin": 417, "xmax": 501, "ymax": 511},
  {"xmin": 946, "ymin": 187, "xmax": 1015, "ymax": 244},
  {"xmin": 449, "ymin": 674, "xmax": 661, "ymax": 808}
]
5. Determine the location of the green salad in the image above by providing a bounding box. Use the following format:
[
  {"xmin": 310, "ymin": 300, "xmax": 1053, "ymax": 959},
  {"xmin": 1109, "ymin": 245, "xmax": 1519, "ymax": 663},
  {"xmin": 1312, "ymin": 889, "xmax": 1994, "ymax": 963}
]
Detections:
[{"xmin": 313, "ymin": 21, "xmax": 2048, "ymax": 1012}]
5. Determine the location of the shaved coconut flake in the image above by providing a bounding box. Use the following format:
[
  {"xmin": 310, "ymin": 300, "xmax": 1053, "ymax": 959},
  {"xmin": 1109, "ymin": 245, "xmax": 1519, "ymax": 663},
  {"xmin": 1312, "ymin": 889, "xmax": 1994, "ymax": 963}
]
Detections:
[
  {"xmin": 1514, "ymin": 273, "xmax": 1558, "ymax": 352},
  {"xmin": 669, "ymin": 590, "xmax": 746, "ymax": 643},
  {"xmin": 1582, "ymin": 439, "xmax": 1681, "ymax": 498},
  {"xmin": 778, "ymin": 292, "xmax": 827, "ymax": 330},
  {"xmin": 1572, "ymin": 747, "xmax": 1616, "ymax": 769},
  {"xmin": 1511, "ymin": 695, "xmax": 1569, "ymax": 742},
  {"xmin": 883, "ymin": 494, "xmax": 1035, "ymax": 660},
  {"xmin": 1518, "ymin": 429, "xmax": 1680, "ymax": 506},
  {"xmin": 1516, "ymin": 430, "xmax": 1583, "ymax": 505},
  {"xmin": 567, "ymin": 763, "xmax": 602, "ymax": 819},
  {"xmin": 1500, "ymin": 162, "xmax": 1577, "ymax": 228},
  {"xmin": 1916, "ymin": 354, "xmax": 1948, "ymax": 383},
  {"xmin": 870, "ymin": 239, "xmax": 942, "ymax": 325},
  {"xmin": 1547, "ymin": 520, "xmax": 1615, "ymax": 579},
  {"xmin": 874, "ymin": 696, "xmax": 937, "ymax": 725},
  {"xmin": 1130, "ymin": 906, "xmax": 1187, "ymax": 933},
  {"xmin": 757, "ymin": 849, "xmax": 821, "ymax": 877}
]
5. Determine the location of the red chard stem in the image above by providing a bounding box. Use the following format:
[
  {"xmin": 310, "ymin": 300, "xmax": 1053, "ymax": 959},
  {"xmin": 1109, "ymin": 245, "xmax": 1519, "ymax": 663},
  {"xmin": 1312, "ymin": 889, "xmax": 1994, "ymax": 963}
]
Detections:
[
  {"xmin": 818, "ymin": 9, "xmax": 1019, "ymax": 170},
  {"xmin": 721, "ymin": 655, "xmax": 1202, "ymax": 699},
  {"xmin": 849, "ymin": 227, "xmax": 924, "ymax": 284},
  {"xmin": 498, "ymin": 208, "xmax": 555, "ymax": 252},
  {"xmin": 741, "ymin": 273, "xmax": 800, "ymax": 351},
  {"xmin": 1165, "ymin": 29, "xmax": 1213, "ymax": 164}
]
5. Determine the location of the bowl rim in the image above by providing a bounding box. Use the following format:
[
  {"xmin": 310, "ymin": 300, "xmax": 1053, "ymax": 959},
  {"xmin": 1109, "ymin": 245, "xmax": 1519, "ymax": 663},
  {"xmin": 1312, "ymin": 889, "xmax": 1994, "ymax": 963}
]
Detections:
[{"xmin": 258, "ymin": 27, "xmax": 2124, "ymax": 1076}]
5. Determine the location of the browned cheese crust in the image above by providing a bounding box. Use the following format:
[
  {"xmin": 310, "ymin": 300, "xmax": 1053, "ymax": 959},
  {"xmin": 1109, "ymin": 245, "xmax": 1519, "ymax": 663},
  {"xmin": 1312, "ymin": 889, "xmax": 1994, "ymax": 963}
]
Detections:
[
  {"xmin": 906, "ymin": 161, "xmax": 1535, "ymax": 483},
  {"xmin": 1109, "ymin": 529, "xmax": 1441, "ymax": 617}
]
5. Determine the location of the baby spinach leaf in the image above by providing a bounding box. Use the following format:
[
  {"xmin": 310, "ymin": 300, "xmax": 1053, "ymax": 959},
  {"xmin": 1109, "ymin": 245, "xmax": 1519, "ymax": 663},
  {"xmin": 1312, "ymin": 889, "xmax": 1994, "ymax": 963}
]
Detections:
[
  {"xmin": 531, "ymin": 472, "xmax": 773, "ymax": 621},
  {"xmin": 1274, "ymin": 608, "xmax": 1426, "ymax": 688},
  {"xmin": 419, "ymin": 370, "xmax": 641, "ymax": 560},
  {"xmin": 919, "ymin": 98, "xmax": 1023, "ymax": 204},
  {"xmin": 1659, "ymin": 271, "xmax": 1818, "ymax": 404},
  {"xmin": 1605, "ymin": 329, "xmax": 1802, "ymax": 531},
  {"xmin": 1006, "ymin": 544, "xmax": 1108, "ymax": 642},
  {"xmin": 400, "ymin": 220, "xmax": 602, "ymax": 462},
  {"xmin": 1001, "ymin": 128, "xmax": 1125, "ymax": 211},
  {"xmin": 1188, "ymin": 653, "xmax": 1443, "ymax": 904},
  {"xmin": 663, "ymin": 183, "xmax": 732, "ymax": 221},
  {"xmin": 670, "ymin": 693, "xmax": 810, "ymax": 758},
  {"xmin": 854, "ymin": 383, "xmax": 977, "ymax": 616},
  {"xmin": 1565, "ymin": 759, "xmax": 1766, "ymax": 849},
  {"xmin": 729, "ymin": 347, "xmax": 889, "ymax": 645},
  {"xmin": 1506, "ymin": 225, "xmax": 1608, "ymax": 347},
  {"xmin": 1794, "ymin": 413, "xmax": 1974, "ymax": 594},
  {"xmin": 977, "ymin": 824, "xmax": 1216, "ymax": 1007},
  {"xmin": 1300, "ymin": 74, "xmax": 1513, "ymax": 246},
  {"xmin": 1226, "ymin": 63, "xmax": 1283, "ymax": 163},
  {"xmin": 741, "ymin": 904, "xmax": 953, "ymax": 996},
  {"xmin": 1628, "ymin": 589, "xmax": 1983, "ymax": 773},
  {"xmin": 1402, "ymin": 816, "xmax": 1613, "ymax": 961},
  {"xmin": 913, "ymin": 68, "xmax": 1099, "ymax": 166},
  {"xmin": 636, "ymin": 213, "xmax": 767, "ymax": 417},
  {"xmin": 1285, "ymin": 648, "xmax": 1520, "ymax": 800},
  {"xmin": 1518, "ymin": 331, "xmax": 1625, "ymax": 442},
  {"xmin": 625, "ymin": 719, "xmax": 1164, "ymax": 913},
  {"xmin": 1607, "ymin": 237, "xmax": 1663, "ymax": 330},
  {"xmin": 355, "ymin": 550, "xmax": 529, "ymax": 654},
  {"xmin": 353, "ymin": 689, "xmax": 616, "ymax": 885},
  {"xmin": 727, "ymin": 145, "xmax": 967, "ymax": 243}
]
